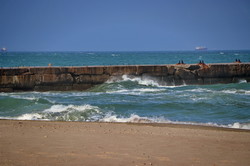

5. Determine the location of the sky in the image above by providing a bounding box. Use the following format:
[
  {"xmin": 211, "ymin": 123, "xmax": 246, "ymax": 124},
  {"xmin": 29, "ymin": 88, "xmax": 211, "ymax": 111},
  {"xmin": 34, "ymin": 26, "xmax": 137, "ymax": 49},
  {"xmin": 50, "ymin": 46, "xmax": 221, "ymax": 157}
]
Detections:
[{"xmin": 0, "ymin": 0, "xmax": 250, "ymax": 51}]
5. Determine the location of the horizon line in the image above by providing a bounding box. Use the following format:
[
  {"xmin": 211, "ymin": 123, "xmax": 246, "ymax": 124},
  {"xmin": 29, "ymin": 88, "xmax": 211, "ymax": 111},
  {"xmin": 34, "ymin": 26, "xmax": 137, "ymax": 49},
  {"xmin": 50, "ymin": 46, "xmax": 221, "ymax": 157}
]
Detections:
[{"xmin": 2, "ymin": 49, "xmax": 250, "ymax": 52}]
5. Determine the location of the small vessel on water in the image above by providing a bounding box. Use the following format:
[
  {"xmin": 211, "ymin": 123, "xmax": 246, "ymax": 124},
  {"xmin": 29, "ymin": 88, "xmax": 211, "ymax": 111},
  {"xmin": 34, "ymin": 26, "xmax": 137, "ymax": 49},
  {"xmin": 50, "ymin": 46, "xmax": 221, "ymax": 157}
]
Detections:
[
  {"xmin": 195, "ymin": 46, "xmax": 207, "ymax": 51},
  {"xmin": 1, "ymin": 47, "xmax": 7, "ymax": 52}
]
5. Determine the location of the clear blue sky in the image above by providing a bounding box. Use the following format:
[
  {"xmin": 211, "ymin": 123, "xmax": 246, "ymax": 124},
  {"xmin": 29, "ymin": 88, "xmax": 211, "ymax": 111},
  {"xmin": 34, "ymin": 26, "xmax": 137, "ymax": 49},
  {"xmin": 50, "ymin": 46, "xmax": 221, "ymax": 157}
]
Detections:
[{"xmin": 0, "ymin": 0, "xmax": 250, "ymax": 51}]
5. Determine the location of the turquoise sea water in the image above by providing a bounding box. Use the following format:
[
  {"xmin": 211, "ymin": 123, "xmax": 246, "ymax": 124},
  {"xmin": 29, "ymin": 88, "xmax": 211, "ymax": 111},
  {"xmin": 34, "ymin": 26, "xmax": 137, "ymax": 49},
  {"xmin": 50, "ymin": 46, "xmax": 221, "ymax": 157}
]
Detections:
[
  {"xmin": 0, "ymin": 50, "xmax": 250, "ymax": 67},
  {"xmin": 0, "ymin": 51, "xmax": 250, "ymax": 129}
]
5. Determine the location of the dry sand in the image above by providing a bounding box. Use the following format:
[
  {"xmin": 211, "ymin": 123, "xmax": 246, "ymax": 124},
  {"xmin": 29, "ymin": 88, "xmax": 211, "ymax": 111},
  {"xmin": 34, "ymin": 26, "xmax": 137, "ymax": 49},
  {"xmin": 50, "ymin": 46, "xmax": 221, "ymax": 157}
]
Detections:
[{"xmin": 0, "ymin": 120, "xmax": 250, "ymax": 166}]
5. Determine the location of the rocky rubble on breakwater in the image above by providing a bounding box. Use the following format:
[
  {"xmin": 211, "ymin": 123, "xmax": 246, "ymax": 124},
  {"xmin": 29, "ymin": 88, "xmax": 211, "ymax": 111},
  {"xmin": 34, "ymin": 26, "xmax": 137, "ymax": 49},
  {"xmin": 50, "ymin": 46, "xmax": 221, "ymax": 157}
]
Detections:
[{"xmin": 0, "ymin": 63, "xmax": 249, "ymax": 92}]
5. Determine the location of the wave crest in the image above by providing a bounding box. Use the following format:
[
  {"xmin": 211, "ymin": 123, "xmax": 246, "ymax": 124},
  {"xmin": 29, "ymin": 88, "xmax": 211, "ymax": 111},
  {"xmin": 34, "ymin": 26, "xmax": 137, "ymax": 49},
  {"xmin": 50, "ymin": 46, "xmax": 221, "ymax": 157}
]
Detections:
[
  {"xmin": 5, "ymin": 104, "xmax": 104, "ymax": 122},
  {"xmin": 120, "ymin": 75, "xmax": 161, "ymax": 87}
]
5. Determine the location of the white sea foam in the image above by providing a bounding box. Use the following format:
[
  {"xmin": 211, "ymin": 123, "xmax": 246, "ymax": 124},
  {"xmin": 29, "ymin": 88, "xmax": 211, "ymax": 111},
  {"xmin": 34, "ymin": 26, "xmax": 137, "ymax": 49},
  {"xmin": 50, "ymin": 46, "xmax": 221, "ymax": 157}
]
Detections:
[
  {"xmin": 185, "ymin": 87, "xmax": 249, "ymax": 95},
  {"xmin": 43, "ymin": 105, "xmax": 68, "ymax": 113},
  {"xmin": 6, "ymin": 94, "xmax": 56, "ymax": 104},
  {"xmin": 0, "ymin": 113, "xmax": 46, "ymax": 121},
  {"xmin": 186, "ymin": 88, "xmax": 212, "ymax": 93},
  {"xmin": 121, "ymin": 75, "xmax": 161, "ymax": 87},
  {"xmin": 107, "ymin": 88, "xmax": 164, "ymax": 95},
  {"xmin": 107, "ymin": 89, "xmax": 141, "ymax": 95},
  {"xmin": 162, "ymin": 84, "xmax": 187, "ymax": 88},
  {"xmin": 0, "ymin": 93, "xmax": 8, "ymax": 96},
  {"xmin": 43, "ymin": 104, "xmax": 100, "ymax": 113},
  {"xmin": 100, "ymin": 114, "xmax": 209, "ymax": 126},
  {"xmin": 100, "ymin": 114, "xmax": 250, "ymax": 130},
  {"xmin": 238, "ymin": 79, "xmax": 247, "ymax": 83},
  {"xmin": 107, "ymin": 75, "xmax": 187, "ymax": 88},
  {"xmin": 179, "ymin": 88, "xmax": 250, "ymax": 96},
  {"xmin": 230, "ymin": 122, "xmax": 250, "ymax": 130},
  {"xmin": 190, "ymin": 97, "xmax": 208, "ymax": 101},
  {"xmin": 16, "ymin": 113, "xmax": 44, "ymax": 120},
  {"xmin": 221, "ymin": 89, "xmax": 250, "ymax": 95},
  {"xmin": 221, "ymin": 90, "xmax": 237, "ymax": 94},
  {"xmin": 245, "ymin": 91, "xmax": 250, "ymax": 95},
  {"xmin": 64, "ymin": 92, "xmax": 94, "ymax": 97},
  {"xmin": 11, "ymin": 95, "xmax": 39, "ymax": 101},
  {"xmin": 0, "ymin": 104, "xmax": 103, "ymax": 121},
  {"xmin": 0, "ymin": 92, "xmax": 40, "ymax": 101},
  {"xmin": 166, "ymin": 121, "xmax": 227, "ymax": 128},
  {"xmin": 132, "ymin": 88, "xmax": 163, "ymax": 92},
  {"xmin": 101, "ymin": 114, "xmax": 200, "ymax": 125},
  {"xmin": 1, "ymin": 110, "xmax": 250, "ymax": 130},
  {"xmin": 100, "ymin": 114, "xmax": 156, "ymax": 123}
]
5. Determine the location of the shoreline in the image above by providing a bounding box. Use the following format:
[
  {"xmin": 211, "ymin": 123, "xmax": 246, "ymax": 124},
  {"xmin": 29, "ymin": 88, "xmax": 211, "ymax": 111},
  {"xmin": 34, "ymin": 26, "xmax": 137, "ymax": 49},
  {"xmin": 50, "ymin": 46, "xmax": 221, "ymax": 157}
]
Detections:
[
  {"xmin": 1, "ymin": 118, "xmax": 250, "ymax": 132},
  {"xmin": 1, "ymin": 119, "xmax": 250, "ymax": 165}
]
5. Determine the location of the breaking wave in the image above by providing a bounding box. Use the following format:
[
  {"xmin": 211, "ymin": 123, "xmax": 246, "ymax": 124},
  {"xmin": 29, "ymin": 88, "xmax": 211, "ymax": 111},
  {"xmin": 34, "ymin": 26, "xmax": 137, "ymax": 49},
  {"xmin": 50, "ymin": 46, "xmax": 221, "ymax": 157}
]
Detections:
[
  {"xmin": 107, "ymin": 75, "xmax": 186, "ymax": 88},
  {"xmin": 2, "ymin": 106, "xmax": 249, "ymax": 130},
  {"xmin": 2, "ymin": 104, "xmax": 105, "ymax": 122},
  {"xmin": 238, "ymin": 79, "xmax": 247, "ymax": 84},
  {"xmin": 119, "ymin": 75, "xmax": 162, "ymax": 87}
]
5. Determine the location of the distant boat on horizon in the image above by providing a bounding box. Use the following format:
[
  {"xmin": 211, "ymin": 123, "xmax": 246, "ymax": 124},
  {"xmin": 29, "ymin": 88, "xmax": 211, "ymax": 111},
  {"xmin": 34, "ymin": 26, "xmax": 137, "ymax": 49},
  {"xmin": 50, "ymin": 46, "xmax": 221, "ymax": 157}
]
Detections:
[
  {"xmin": 195, "ymin": 46, "xmax": 207, "ymax": 51},
  {"xmin": 1, "ymin": 47, "xmax": 7, "ymax": 52}
]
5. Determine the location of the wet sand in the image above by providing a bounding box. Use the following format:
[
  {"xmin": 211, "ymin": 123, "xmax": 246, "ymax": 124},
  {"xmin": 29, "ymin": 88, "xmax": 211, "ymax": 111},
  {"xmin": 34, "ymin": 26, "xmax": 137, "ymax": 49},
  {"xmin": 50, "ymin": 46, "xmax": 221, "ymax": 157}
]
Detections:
[{"xmin": 0, "ymin": 120, "xmax": 250, "ymax": 166}]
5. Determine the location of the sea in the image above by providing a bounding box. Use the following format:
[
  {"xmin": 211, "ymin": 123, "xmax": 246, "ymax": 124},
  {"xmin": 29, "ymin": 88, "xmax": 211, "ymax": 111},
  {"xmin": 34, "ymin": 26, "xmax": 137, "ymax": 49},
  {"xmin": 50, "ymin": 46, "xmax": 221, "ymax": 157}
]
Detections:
[{"xmin": 0, "ymin": 50, "xmax": 250, "ymax": 130}]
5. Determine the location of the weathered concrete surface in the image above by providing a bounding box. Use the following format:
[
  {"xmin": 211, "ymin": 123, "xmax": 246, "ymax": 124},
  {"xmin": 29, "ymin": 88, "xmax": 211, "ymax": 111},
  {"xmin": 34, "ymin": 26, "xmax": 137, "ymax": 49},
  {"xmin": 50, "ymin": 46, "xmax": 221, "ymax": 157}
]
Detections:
[{"xmin": 0, "ymin": 63, "xmax": 249, "ymax": 92}]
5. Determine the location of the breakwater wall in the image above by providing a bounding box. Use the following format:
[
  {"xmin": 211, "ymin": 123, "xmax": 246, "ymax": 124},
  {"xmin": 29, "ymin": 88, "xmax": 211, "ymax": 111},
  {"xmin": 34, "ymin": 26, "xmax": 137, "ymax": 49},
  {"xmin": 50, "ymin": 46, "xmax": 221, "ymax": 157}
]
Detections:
[{"xmin": 0, "ymin": 63, "xmax": 249, "ymax": 92}]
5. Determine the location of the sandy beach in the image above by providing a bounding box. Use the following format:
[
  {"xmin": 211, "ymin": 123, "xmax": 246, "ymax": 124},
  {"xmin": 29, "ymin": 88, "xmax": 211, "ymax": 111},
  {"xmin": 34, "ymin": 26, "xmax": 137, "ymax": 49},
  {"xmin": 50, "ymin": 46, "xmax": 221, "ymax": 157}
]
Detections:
[{"xmin": 0, "ymin": 120, "xmax": 250, "ymax": 166}]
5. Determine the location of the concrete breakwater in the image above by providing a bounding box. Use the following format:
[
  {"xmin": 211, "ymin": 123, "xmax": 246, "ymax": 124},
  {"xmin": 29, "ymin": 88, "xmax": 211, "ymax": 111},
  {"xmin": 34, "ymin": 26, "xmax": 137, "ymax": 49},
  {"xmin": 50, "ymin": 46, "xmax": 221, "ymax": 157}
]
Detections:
[{"xmin": 0, "ymin": 63, "xmax": 249, "ymax": 92}]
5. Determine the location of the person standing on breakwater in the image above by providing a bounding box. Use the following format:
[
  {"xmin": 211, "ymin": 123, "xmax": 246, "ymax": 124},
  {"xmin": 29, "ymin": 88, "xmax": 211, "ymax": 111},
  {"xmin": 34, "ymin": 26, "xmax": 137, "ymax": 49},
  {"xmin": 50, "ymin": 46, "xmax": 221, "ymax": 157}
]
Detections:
[
  {"xmin": 234, "ymin": 59, "xmax": 241, "ymax": 63},
  {"xmin": 176, "ymin": 60, "xmax": 185, "ymax": 65}
]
